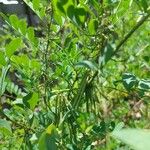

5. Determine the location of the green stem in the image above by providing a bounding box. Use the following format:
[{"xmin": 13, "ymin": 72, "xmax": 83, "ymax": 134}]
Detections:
[
  {"xmin": 90, "ymin": 12, "xmax": 150, "ymax": 83},
  {"xmin": 113, "ymin": 13, "xmax": 150, "ymax": 56},
  {"xmin": 73, "ymin": 71, "xmax": 89, "ymax": 109},
  {"xmin": 43, "ymin": 8, "xmax": 53, "ymax": 110}
]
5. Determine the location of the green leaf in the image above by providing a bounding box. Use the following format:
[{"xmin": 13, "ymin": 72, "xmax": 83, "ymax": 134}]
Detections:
[
  {"xmin": 99, "ymin": 43, "xmax": 114, "ymax": 66},
  {"xmin": 0, "ymin": 65, "xmax": 10, "ymax": 96},
  {"xmin": 58, "ymin": 0, "xmax": 68, "ymax": 5},
  {"xmin": 0, "ymin": 51, "xmax": 6, "ymax": 66},
  {"xmin": 88, "ymin": 19, "xmax": 98, "ymax": 35},
  {"xmin": 56, "ymin": 2, "xmax": 66, "ymax": 15},
  {"xmin": 112, "ymin": 129, "xmax": 150, "ymax": 150},
  {"xmin": 18, "ymin": 19, "xmax": 27, "ymax": 35},
  {"xmin": 5, "ymin": 38, "xmax": 22, "ymax": 58},
  {"xmin": 89, "ymin": 0, "xmax": 100, "ymax": 11},
  {"xmin": 52, "ymin": 0, "xmax": 64, "ymax": 25},
  {"xmin": 67, "ymin": 5, "xmax": 76, "ymax": 22},
  {"xmin": 0, "ymin": 119, "xmax": 12, "ymax": 136},
  {"xmin": 52, "ymin": 0, "xmax": 64, "ymax": 19},
  {"xmin": 3, "ymin": 106, "xmax": 25, "ymax": 122},
  {"xmin": 27, "ymin": 27, "xmax": 35, "ymax": 43},
  {"xmin": 9, "ymin": 15, "xmax": 19, "ymax": 29},
  {"xmin": 138, "ymin": 79, "xmax": 150, "ymax": 91},
  {"xmin": 76, "ymin": 60, "xmax": 98, "ymax": 71},
  {"xmin": 140, "ymin": 0, "xmax": 148, "ymax": 12},
  {"xmin": 23, "ymin": 92, "xmax": 39, "ymax": 110},
  {"xmin": 30, "ymin": 59, "xmax": 41, "ymax": 72},
  {"xmin": 53, "ymin": 12, "xmax": 63, "ymax": 25},
  {"xmin": 6, "ymin": 82, "xmax": 23, "ymax": 96},
  {"xmin": 33, "ymin": 0, "xmax": 40, "ymax": 10},
  {"xmin": 39, "ymin": 8, "xmax": 45, "ymax": 18},
  {"xmin": 39, "ymin": 124, "xmax": 57, "ymax": 150},
  {"xmin": 112, "ymin": 0, "xmax": 130, "ymax": 23},
  {"xmin": 122, "ymin": 73, "xmax": 137, "ymax": 91},
  {"xmin": 55, "ymin": 0, "xmax": 74, "ymax": 18},
  {"xmin": 11, "ymin": 54, "xmax": 30, "ymax": 67},
  {"xmin": 75, "ymin": 6, "xmax": 87, "ymax": 26}
]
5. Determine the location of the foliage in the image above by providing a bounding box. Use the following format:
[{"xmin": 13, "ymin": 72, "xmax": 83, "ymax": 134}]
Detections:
[
  {"xmin": 112, "ymin": 128, "xmax": 150, "ymax": 150},
  {"xmin": 0, "ymin": 0, "xmax": 150, "ymax": 149}
]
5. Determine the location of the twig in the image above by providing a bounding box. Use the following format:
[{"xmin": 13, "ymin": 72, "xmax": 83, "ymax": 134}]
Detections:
[
  {"xmin": 113, "ymin": 13, "xmax": 150, "ymax": 56},
  {"xmin": 89, "ymin": 12, "xmax": 150, "ymax": 83},
  {"xmin": 43, "ymin": 7, "xmax": 53, "ymax": 110}
]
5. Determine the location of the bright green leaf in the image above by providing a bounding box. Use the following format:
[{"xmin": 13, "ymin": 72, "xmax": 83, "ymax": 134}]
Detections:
[
  {"xmin": 39, "ymin": 8, "xmax": 45, "ymax": 18},
  {"xmin": 9, "ymin": 15, "xmax": 19, "ymax": 29},
  {"xmin": 23, "ymin": 92, "xmax": 39, "ymax": 110},
  {"xmin": 33, "ymin": 0, "xmax": 40, "ymax": 10},
  {"xmin": 0, "ymin": 51, "xmax": 6, "ymax": 66},
  {"xmin": 88, "ymin": 19, "xmax": 98, "ymax": 35},
  {"xmin": 5, "ymin": 38, "xmax": 22, "ymax": 58},
  {"xmin": 53, "ymin": 12, "xmax": 63, "ymax": 25},
  {"xmin": 0, "ymin": 119, "xmax": 12, "ymax": 136},
  {"xmin": 18, "ymin": 19, "xmax": 27, "ymax": 35},
  {"xmin": 27, "ymin": 27, "xmax": 35, "ymax": 43},
  {"xmin": 56, "ymin": 2, "xmax": 66, "ymax": 15},
  {"xmin": 11, "ymin": 54, "xmax": 30, "ymax": 67}
]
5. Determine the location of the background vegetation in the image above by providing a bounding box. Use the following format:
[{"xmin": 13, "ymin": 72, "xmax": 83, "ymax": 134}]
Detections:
[{"xmin": 1, "ymin": 0, "xmax": 150, "ymax": 149}]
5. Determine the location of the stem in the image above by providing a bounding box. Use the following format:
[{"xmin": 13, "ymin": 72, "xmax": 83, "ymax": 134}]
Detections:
[
  {"xmin": 90, "ymin": 12, "xmax": 150, "ymax": 83},
  {"xmin": 73, "ymin": 71, "xmax": 89, "ymax": 109},
  {"xmin": 43, "ymin": 7, "xmax": 53, "ymax": 110},
  {"xmin": 113, "ymin": 13, "xmax": 150, "ymax": 56},
  {"xmin": 43, "ymin": 22, "xmax": 50, "ymax": 109}
]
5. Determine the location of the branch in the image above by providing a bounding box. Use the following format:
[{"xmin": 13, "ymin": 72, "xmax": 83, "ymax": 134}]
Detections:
[
  {"xmin": 113, "ymin": 13, "xmax": 150, "ymax": 56},
  {"xmin": 89, "ymin": 13, "xmax": 150, "ymax": 84}
]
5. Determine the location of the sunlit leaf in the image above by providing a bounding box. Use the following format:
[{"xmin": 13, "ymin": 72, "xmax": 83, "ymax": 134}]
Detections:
[
  {"xmin": 0, "ymin": 119, "xmax": 12, "ymax": 136},
  {"xmin": 27, "ymin": 27, "xmax": 35, "ymax": 43},
  {"xmin": 9, "ymin": 15, "xmax": 19, "ymax": 29},
  {"xmin": 56, "ymin": 2, "xmax": 66, "ymax": 14},
  {"xmin": 18, "ymin": 19, "xmax": 27, "ymax": 35},
  {"xmin": 5, "ymin": 38, "xmax": 22, "ymax": 58},
  {"xmin": 88, "ymin": 19, "xmax": 98, "ymax": 35},
  {"xmin": 33, "ymin": 0, "xmax": 40, "ymax": 10},
  {"xmin": 0, "ymin": 51, "xmax": 6, "ymax": 66},
  {"xmin": 39, "ymin": 8, "xmax": 45, "ymax": 18},
  {"xmin": 23, "ymin": 92, "xmax": 39, "ymax": 110}
]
